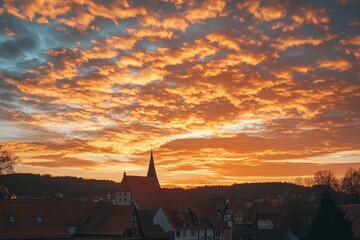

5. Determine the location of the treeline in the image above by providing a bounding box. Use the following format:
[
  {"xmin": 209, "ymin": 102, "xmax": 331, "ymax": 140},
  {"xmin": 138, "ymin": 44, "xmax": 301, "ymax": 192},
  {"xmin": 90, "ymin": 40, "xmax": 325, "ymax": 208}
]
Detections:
[
  {"xmin": 0, "ymin": 173, "xmax": 118, "ymax": 199},
  {"xmin": 2, "ymin": 173, "xmax": 307, "ymax": 201},
  {"xmin": 188, "ymin": 182, "xmax": 307, "ymax": 203},
  {"xmin": 294, "ymin": 168, "xmax": 360, "ymax": 203}
]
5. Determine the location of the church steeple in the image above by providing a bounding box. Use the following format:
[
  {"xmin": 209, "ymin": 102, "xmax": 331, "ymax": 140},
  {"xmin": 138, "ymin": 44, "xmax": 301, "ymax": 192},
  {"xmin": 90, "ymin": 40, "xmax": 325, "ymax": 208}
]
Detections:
[{"xmin": 147, "ymin": 149, "xmax": 157, "ymax": 178}]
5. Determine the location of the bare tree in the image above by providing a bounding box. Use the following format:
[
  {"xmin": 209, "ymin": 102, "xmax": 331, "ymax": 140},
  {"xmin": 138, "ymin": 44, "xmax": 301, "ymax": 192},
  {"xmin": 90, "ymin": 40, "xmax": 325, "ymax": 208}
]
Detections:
[
  {"xmin": 341, "ymin": 167, "xmax": 360, "ymax": 203},
  {"xmin": 294, "ymin": 176, "xmax": 315, "ymax": 187},
  {"xmin": 303, "ymin": 177, "xmax": 315, "ymax": 187},
  {"xmin": 313, "ymin": 170, "xmax": 339, "ymax": 190},
  {"xmin": 0, "ymin": 145, "xmax": 19, "ymax": 174},
  {"xmin": 294, "ymin": 177, "xmax": 303, "ymax": 186}
]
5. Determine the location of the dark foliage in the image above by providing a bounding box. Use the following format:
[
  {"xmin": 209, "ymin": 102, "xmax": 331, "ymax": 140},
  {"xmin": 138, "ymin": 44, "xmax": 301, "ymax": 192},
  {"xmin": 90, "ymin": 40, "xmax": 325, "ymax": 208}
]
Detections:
[
  {"xmin": 189, "ymin": 182, "xmax": 307, "ymax": 202},
  {"xmin": 308, "ymin": 189, "xmax": 352, "ymax": 240},
  {"xmin": 0, "ymin": 173, "xmax": 118, "ymax": 199},
  {"xmin": 1, "ymin": 174, "xmax": 309, "ymax": 202}
]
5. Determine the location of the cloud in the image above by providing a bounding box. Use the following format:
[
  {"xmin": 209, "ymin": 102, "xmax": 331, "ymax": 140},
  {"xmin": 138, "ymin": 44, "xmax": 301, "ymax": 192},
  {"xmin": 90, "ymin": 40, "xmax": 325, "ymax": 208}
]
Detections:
[
  {"xmin": 185, "ymin": 0, "xmax": 227, "ymax": 23},
  {"xmin": 271, "ymin": 34, "xmax": 335, "ymax": 51},
  {"xmin": 0, "ymin": 36, "xmax": 37, "ymax": 59},
  {"xmin": 319, "ymin": 59, "xmax": 353, "ymax": 71},
  {"xmin": 237, "ymin": 0, "xmax": 287, "ymax": 22},
  {"xmin": 0, "ymin": 0, "xmax": 359, "ymax": 185}
]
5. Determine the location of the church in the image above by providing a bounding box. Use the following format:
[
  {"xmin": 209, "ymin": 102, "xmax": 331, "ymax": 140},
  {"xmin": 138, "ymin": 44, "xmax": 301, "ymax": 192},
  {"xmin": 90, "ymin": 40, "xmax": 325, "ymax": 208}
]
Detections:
[
  {"xmin": 115, "ymin": 150, "xmax": 164, "ymax": 209},
  {"xmin": 115, "ymin": 151, "xmax": 193, "ymax": 210}
]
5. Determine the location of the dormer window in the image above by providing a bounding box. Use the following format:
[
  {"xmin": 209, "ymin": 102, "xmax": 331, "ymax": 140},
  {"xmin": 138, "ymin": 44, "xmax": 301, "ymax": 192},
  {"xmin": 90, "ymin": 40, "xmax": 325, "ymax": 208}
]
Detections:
[
  {"xmin": 35, "ymin": 216, "xmax": 44, "ymax": 223},
  {"xmin": 8, "ymin": 216, "xmax": 16, "ymax": 223},
  {"xmin": 84, "ymin": 216, "xmax": 92, "ymax": 223}
]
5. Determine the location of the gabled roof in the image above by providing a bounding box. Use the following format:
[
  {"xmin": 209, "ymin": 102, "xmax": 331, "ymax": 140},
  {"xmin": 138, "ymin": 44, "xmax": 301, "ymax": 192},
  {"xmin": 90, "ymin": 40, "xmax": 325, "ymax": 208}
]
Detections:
[
  {"xmin": 75, "ymin": 205, "xmax": 134, "ymax": 236},
  {"xmin": 196, "ymin": 204, "xmax": 229, "ymax": 229},
  {"xmin": 118, "ymin": 175, "xmax": 162, "ymax": 209},
  {"xmin": 137, "ymin": 210, "xmax": 170, "ymax": 239},
  {"xmin": 158, "ymin": 204, "xmax": 229, "ymax": 231},
  {"xmin": 249, "ymin": 200, "xmax": 280, "ymax": 215},
  {"xmin": 0, "ymin": 199, "xmax": 88, "ymax": 239},
  {"xmin": 0, "ymin": 185, "xmax": 9, "ymax": 194}
]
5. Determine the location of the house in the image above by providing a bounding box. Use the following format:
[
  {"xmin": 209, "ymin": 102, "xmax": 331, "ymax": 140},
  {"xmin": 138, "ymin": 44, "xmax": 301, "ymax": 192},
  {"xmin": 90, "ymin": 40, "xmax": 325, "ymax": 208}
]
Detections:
[
  {"xmin": 0, "ymin": 185, "xmax": 16, "ymax": 200},
  {"xmin": 0, "ymin": 199, "xmax": 84, "ymax": 239},
  {"xmin": 74, "ymin": 204, "xmax": 141, "ymax": 240},
  {"xmin": 0, "ymin": 199, "xmax": 141, "ymax": 240},
  {"xmin": 153, "ymin": 206, "xmax": 230, "ymax": 240},
  {"xmin": 248, "ymin": 199, "xmax": 285, "ymax": 240},
  {"xmin": 223, "ymin": 198, "xmax": 255, "ymax": 240},
  {"xmin": 342, "ymin": 204, "xmax": 360, "ymax": 240},
  {"xmin": 137, "ymin": 210, "xmax": 170, "ymax": 240}
]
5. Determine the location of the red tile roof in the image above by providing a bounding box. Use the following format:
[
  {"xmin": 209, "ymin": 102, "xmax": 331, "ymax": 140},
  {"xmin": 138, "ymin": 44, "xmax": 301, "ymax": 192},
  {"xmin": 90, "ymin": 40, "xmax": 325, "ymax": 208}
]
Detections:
[
  {"xmin": 0, "ymin": 200, "xmax": 138, "ymax": 239},
  {"xmin": 118, "ymin": 175, "xmax": 192, "ymax": 210},
  {"xmin": 0, "ymin": 200, "xmax": 87, "ymax": 239},
  {"xmin": 249, "ymin": 200, "xmax": 280, "ymax": 215},
  {"xmin": 75, "ymin": 205, "xmax": 135, "ymax": 236}
]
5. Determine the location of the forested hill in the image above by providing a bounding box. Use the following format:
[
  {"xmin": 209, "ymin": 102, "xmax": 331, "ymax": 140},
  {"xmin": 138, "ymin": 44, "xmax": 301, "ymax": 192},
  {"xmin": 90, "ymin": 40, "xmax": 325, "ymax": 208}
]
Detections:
[
  {"xmin": 188, "ymin": 182, "xmax": 307, "ymax": 203},
  {"xmin": 1, "ymin": 173, "xmax": 306, "ymax": 200},
  {"xmin": 0, "ymin": 173, "xmax": 119, "ymax": 199}
]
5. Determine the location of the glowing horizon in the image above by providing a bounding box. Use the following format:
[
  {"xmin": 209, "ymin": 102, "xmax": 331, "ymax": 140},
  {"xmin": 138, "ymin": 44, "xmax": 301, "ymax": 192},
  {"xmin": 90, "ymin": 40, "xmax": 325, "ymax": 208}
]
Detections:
[{"xmin": 0, "ymin": 0, "xmax": 359, "ymax": 186}]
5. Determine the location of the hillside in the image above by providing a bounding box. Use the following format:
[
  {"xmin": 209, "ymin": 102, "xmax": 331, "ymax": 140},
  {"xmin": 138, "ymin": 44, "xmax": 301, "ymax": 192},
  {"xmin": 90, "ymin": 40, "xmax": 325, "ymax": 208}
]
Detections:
[
  {"xmin": 0, "ymin": 173, "xmax": 118, "ymax": 199},
  {"xmin": 0, "ymin": 173, "xmax": 308, "ymax": 201}
]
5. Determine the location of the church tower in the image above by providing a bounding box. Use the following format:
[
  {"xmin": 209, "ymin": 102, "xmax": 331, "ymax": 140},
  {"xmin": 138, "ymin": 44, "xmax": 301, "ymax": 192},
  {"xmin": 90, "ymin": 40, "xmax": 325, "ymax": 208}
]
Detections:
[{"xmin": 147, "ymin": 149, "xmax": 157, "ymax": 178}]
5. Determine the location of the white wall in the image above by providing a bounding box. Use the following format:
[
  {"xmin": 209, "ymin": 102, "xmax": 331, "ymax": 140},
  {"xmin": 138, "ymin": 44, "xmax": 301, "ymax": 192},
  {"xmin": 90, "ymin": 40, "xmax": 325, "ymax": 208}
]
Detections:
[
  {"xmin": 153, "ymin": 208, "xmax": 175, "ymax": 232},
  {"xmin": 115, "ymin": 191, "xmax": 132, "ymax": 205}
]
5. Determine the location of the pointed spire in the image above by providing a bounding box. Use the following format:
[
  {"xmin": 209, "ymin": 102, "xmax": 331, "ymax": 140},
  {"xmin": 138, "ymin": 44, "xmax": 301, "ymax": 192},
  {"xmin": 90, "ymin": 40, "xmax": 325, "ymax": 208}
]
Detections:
[{"xmin": 147, "ymin": 149, "xmax": 157, "ymax": 178}]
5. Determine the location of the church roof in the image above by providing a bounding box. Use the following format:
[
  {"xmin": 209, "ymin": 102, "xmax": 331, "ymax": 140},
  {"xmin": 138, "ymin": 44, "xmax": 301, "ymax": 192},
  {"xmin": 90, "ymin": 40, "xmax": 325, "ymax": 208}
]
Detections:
[{"xmin": 117, "ymin": 151, "xmax": 193, "ymax": 210}]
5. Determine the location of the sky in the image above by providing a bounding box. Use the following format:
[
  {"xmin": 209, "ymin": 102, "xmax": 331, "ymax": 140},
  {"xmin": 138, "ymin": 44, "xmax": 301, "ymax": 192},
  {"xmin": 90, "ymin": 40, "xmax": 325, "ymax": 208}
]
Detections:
[{"xmin": 0, "ymin": 0, "xmax": 359, "ymax": 186}]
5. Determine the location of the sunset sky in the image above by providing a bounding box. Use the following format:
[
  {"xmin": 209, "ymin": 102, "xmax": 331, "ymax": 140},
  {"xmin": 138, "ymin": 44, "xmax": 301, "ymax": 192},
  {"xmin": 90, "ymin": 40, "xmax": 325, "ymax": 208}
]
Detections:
[{"xmin": 0, "ymin": 0, "xmax": 359, "ymax": 186}]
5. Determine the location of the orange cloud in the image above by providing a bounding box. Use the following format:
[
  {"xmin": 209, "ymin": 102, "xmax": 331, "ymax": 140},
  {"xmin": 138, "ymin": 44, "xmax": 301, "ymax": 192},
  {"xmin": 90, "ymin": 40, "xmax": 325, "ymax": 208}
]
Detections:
[
  {"xmin": 127, "ymin": 28, "xmax": 174, "ymax": 39},
  {"xmin": 237, "ymin": 0, "xmax": 286, "ymax": 21},
  {"xmin": 4, "ymin": 27, "xmax": 16, "ymax": 37},
  {"xmin": 271, "ymin": 34, "xmax": 335, "ymax": 50},
  {"xmin": 138, "ymin": 14, "xmax": 188, "ymax": 32},
  {"xmin": 185, "ymin": 0, "xmax": 227, "ymax": 23},
  {"xmin": 292, "ymin": 6, "xmax": 330, "ymax": 25},
  {"xmin": 319, "ymin": 59, "xmax": 353, "ymax": 71},
  {"xmin": 3, "ymin": 0, "xmax": 147, "ymax": 30},
  {"xmin": 1, "ymin": 0, "xmax": 359, "ymax": 186},
  {"xmin": 206, "ymin": 33, "xmax": 240, "ymax": 51}
]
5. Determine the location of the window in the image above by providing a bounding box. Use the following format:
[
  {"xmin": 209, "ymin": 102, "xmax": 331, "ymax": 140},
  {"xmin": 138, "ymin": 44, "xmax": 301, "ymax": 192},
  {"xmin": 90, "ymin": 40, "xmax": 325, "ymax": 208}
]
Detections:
[
  {"xmin": 124, "ymin": 198, "xmax": 127, "ymax": 201},
  {"xmin": 191, "ymin": 229, "xmax": 196, "ymax": 237},
  {"xmin": 257, "ymin": 220, "xmax": 274, "ymax": 230},
  {"xmin": 84, "ymin": 216, "xmax": 92, "ymax": 223},
  {"xmin": 182, "ymin": 229, "xmax": 186, "ymax": 237},
  {"xmin": 8, "ymin": 216, "xmax": 16, "ymax": 223},
  {"xmin": 176, "ymin": 230, "xmax": 181, "ymax": 237},
  {"xmin": 67, "ymin": 226, "xmax": 77, "ymax": 235},
  {"xmin": 35, "ymin": 216, "xmax": 43, "ymax": 223}
]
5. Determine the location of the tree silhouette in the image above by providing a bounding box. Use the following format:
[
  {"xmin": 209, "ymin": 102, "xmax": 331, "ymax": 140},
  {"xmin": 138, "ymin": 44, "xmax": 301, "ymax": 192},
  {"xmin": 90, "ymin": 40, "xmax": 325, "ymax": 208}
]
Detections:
[
  {"xmin": 308, "ymin": 189, "xmax": 352, "ymax": 240},
  {"xmin": 0, "ymin": 145, "xmax": 19, "ymax": 174},
  {"xmin": 313, "ymin": 170, "xmax": 339, "ymax": 190},
  {"xmin": 341, "ymin": 167, "xmax": 360, "ymax": 203}
]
